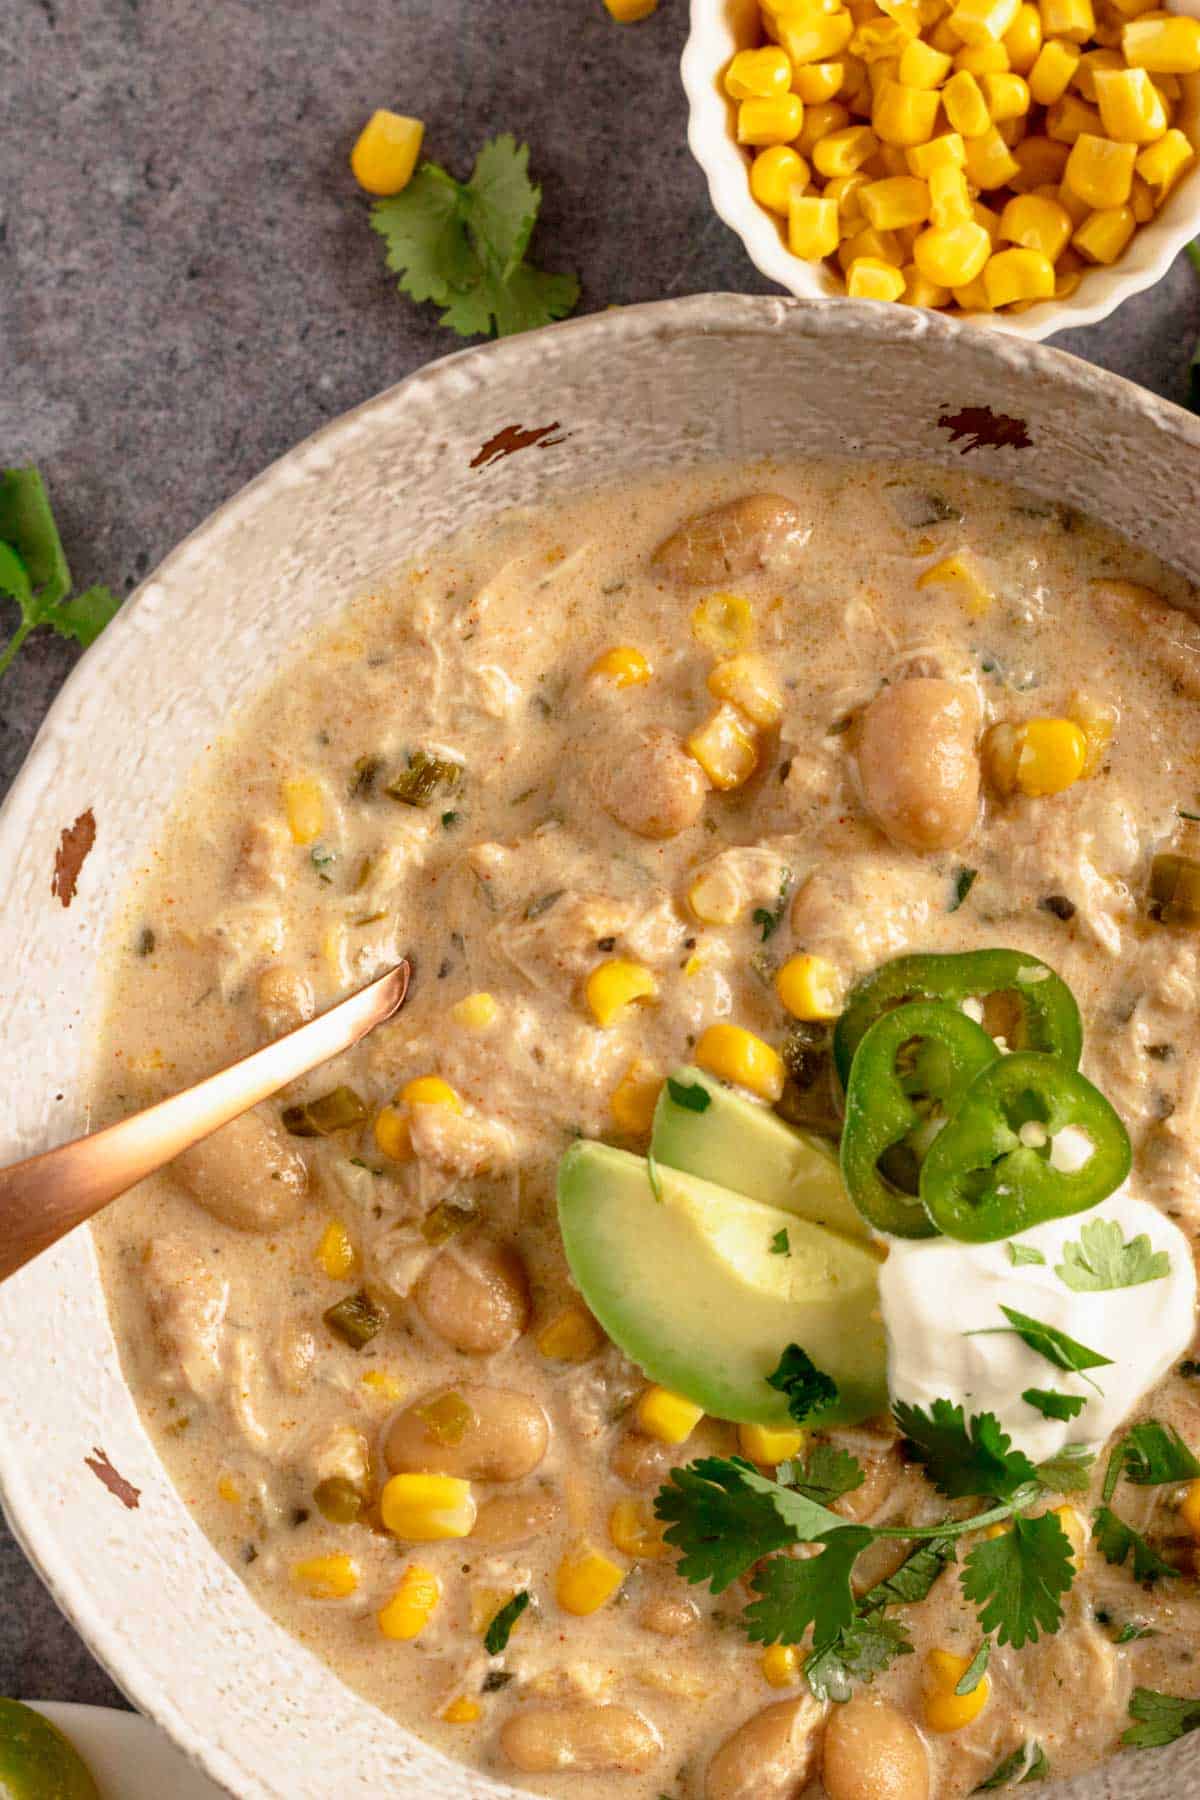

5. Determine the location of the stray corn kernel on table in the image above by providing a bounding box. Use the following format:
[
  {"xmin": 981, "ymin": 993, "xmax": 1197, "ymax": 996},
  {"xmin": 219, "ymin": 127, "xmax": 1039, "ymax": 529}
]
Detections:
[{"xmin": 4, "ymin": 0, "xmax": 1200, "ymax": 1723}]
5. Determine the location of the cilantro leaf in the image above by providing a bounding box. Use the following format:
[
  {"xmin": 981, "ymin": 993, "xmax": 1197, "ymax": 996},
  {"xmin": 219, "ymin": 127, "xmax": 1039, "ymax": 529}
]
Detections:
[
  {"xmin": 665, "ymin": 1076, "xmax": 710, "ymax": 1113},
  {"xmin": 974, "ymin": 1741, "xmax": 1050, "ymax": 1788},
  {"xmin": 767, "ymin": 1345, "xmax": 839, "ymax": 1423},
  {"xmin": 1008, "ymin": 1242, "xmax": 1046, "ymax": 1267},
  {"xmin": 859, "ymin": 1537, "xmax": 956, "ymax": 1611},
  {"xmin": 1035, "ymin": 1444, "xmax": 1095, "ymax": 1493},
  {"xmin": 483, "ymin": 1590, "xmax": 530, "ymax": 1655},
  {"xmin": 1122, "ymin": 1686, "xmax": 1200, "ymax": 1749},
  {"xmin": 370, "ymin": 136, "xmax": 579, "ymax": 339},
  {"xmin": 778, "ymin": 1443, "xmax": 865, "ymax": 1507},
  {"xmin": 960, "ymin": 1511, "xmax": 1075, "ymax": 1647},
  {"xmin": 804, "ymin": 1613, "xmax": 914, "ymax": 1703},
  {"xmin": 654, "ymin": 1457, "xmax": 850, "ymax": 1592},
  {"xmin": 1103, "ymin": 1420, "xmax": 1200, "ymax": 1501},
  {"xmin": 971, "ymin": 1306, "xmax": 1112, "ymax": 1382},
  {"xmin": 769, "ymin": 1227, "xmax": 791, "ymax": 1257},
  {"xmin": 1023, "ymin": 1388, "xmax": 1086, "ymax": 1422},
  {"xmin": 1092, "ymin": 1506, "xmax": 1180, "ymax": 1585},
  {"xmin": 744, "ymin": 1527, "xmax": 873, "ymax": 1646},
  {"xmin": 752, "ymin": 869, "xmax": 793, "ymax": 942},
  {"xmin": 949, "ymin": 866, "xmax": 978, "ymax": 912},
  {"xmin": 1055, "ymin": 1217, "xmax": 1170, "ymax": 1293},
  {"xmin": 0, "ymin": 468, "xmax": 121, "ymax": 676},
  {"xmin": 894, "ymin": 1399, "xmax": 1038, "ymax": 1502},
  {"xmin": 956, "ymin": 1639, "xmax": 991, "ymax": 1695}
]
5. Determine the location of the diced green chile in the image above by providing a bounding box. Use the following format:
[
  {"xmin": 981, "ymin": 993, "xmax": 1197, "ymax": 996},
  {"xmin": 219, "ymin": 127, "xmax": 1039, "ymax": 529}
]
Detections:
[
  {"xmin": 1149, "ymin": 853, "xmax": 1200, "ymax": 927},
  {"xmin": 833, "ymin": 950, "xmax": 1082, "ymax": 1087},
  {"xmin": 385, "ymin": 751, "xmax": 463, "ymax": 808},
  {"xmin": 919, "ymin": 1051, "xmax": 1131, "ymax": 1242},
  {"xmin": 840, "ymin": 1000, "xmax": 1000, "ymax": 1238},
  {"xmin": 282, "ymin": 1085, "xmax": 369, "ymax": 1137},
  {"xmin": 323, "ymin": 1289, "xmax": 386, "ymax": 1349}
]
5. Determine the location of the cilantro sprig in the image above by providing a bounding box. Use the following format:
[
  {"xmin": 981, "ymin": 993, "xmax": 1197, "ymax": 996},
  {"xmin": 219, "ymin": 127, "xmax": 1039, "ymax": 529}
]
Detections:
[
  {"xmin": 1102, "ymin": 1420, "xmax": 1200, "ymax": 1501},
  {"xmin": 1055, "ymin": 1217, "xmax": 1170, "ymax": 1292},
  {"xmin": 0, "ymin": 467, "xmax": 121, "ymax": 678},
  {"xmin": 656, "ymin": 1399, "xmax": 1079, "ymax": 1694},
  {"xmin": 766, "ymin": 1345, "xmax": 840, "ymax": 1423},
  {"xmin": 370, "ymin": 135, "xmax": 580, "ymax": 339},
  {"xmin": 1123, "ymin": 1686, "xmax": 1200, "ymax": 1749}
]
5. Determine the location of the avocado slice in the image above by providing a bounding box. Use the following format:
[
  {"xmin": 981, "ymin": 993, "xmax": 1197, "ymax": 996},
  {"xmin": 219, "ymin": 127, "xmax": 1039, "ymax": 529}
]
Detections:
[
  {"xmin": 557, "ymin": 1139, "xmax": 887, "ymax": 1426},
  {"xmin": 0, "ymin": 1701, "xmax": 100, "ymax": 1800},
  {"xmin": 652, "ymin": 1065, "xmax": 867, "ymax": 1242}
]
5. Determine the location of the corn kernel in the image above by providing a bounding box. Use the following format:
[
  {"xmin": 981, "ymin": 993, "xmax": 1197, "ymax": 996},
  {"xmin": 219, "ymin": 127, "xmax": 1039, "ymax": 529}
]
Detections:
[
  {"xmin": 378, "ymin": 1565, "xmax": 441, "ymax": 1640},
  {"xmin": 1010, "ymin": 717, "xmax": 1089, "ymax": 794},
  {"xmin": 739, "ymin": 94, "xmax": 806, "ymax": 145},
  {"xmin": 1004, "ymin": 2, "xmax": 1043, "ymax": 68},
  {"xmin": 1179, "ymin": 1479, "xmax": 1200, "ymax": 1539},
  {"xmin": 778, "ymin": 8, "xmax": 856, "ymax": 63},
  {"xmin": 839, "ymin": 222, "xmax": 905, "ymax": 269},
  {"xmin": 1051, "ymin": 1503, "xmax": 1088, "ymax": 1562},
  {"xmin": 217, "ymin": 1474, "xmax": 240, "ymax": 1504},
  {"xmin": 797, "ymin": 98, "xmax": 854, "ymax": 151},
  {"xmin": 879, "ymin": 142, "xmax": 919, "ymax": 175},
  {"xmin": 739, "ymin": 1422, "xmax": 809, "ymax": 1463},
  {"xmin": 282, "ymin": 776, "xmax": 324, "ymax": 845},
  {"xmin": 707, "ymin": 653, "xmax": 785, "ymax": 727},
  {"xmin": 917, "ymin": 549, "xmax": 994, "ymax": 614},
  {"xmin": 451, "ymin": 990, "xmax": 499, "ymax": 1031},
  {"xmin": 951, "ymin": 271, "xmax": 995, "ymax": 307},
  {"xmin": 924, "ymin": 1648, "xmax": 992, "ymax": 1732},
  {"xmin": 556, "ymin": 1545, "xmax": 626, "ymax": 1615},
  {"xmin": 981, "ymin": 69, "xmax": 1030, "ymax": 115},
  {"xmin": 776, "ymin": 952, "xmax": 844, "ymax": 1019},
  {"xmin": 381, "ymin": 1473, "xmax": 477, "ymax": 1541},
  {"xmin": 1067, "ymin": 690, "xmax": 1118, "ymax": 774},
  {"xmin": 362, "ymin": 1369, "xmax": 405, "ymax": 1400},
  {"xmin": 795, "ymin": 59, "xmax": 848, "ymax": 99},
  {"xmin": 691, "ymin": 591, "xmax": 754, "ymax": 653},
  {"xmin": 751, "ymin": 144, "xmax": 812, "ymax": 213},
  {"xmin": 984, "ymin": 245, "xmax": 1056, "ymax": 303},
  {"xmin": 1054, "ymin": 174, "xmax": 1092, "ymax": 221},
  {"xmin": 899, "ymin": 36, "xmax": 954, "ymax": 83},
  {"xmin": 637, "ymin": 1385, "xmax": 706, "ymax": 1444},
  {"xmin": 610, "ymin": 1058, "xmax": 663, "ymax": 1135},
  {"xmin": 860, "ymin": 173, "xmax": 932, "ymax": 228},
  {"xmin": 1094, "ymin": 66, "xmax": 1167, "ymax": 144},
  {"xmin": 847, "ymin": 254, "xmax": 907, "ymax": 297},
  {"xmin": 1072, "ymin": 200, "xmax": 1136, "ymax": 260},
  {"xmin": 604, "ymin": 0, "xmax": 659, "ymax": 16},
  {"xmin": 538, "ymin": 1303, "xmax": 607, "ymax": 1362},
  {"xmin": 1064, "ymin": 132, "xmax": 1137, "ymax": 209},
  {"xmin": 695, "ymin": 1021, "xmax": 787, "ymax": 1101},
  {"xmin": 963, "ymin": 123, "xmax": 1021, "ymax": 185},
  {"xmin": 726, "ymin": 45, "xmax": 795, "ymax": 98},
  {"xmin": 762, "ymin": 1644, "xmax": 804, "ymax": 1686},
  {"xmin": 913, "ymin": 218, "xmax": 992, "ymax": 284},
  {"xmin": 373, "ymin": 1104, "xmax": 412, "ymax": 1161},
  {"xmin": 994, "ymin": 111, "xmax": 1027, "ymax": 145},
  {"xmin": 950, "ymin": 0, "xmax": 1019, "ymax": 41},
  {"xmin": 1041, "ymin": 0, "xmax": 1094, "ymax": 38},
  {"xmin": 999, "ymin": 190, "xmax": 1074, "ymax": 255},
  {"xmin": 955, "ymin": 40, "xmax": 1010, "ymax": 72},
  {"xmin": 1072, "ymin": 44, "xmax": 1123, "ymax": 98},
  {"xmin": 350, "ymin": 111, "xmax": 424, "ymax": 197},
  {"xmin": 943, "ymin": 68, "xmax": 991, "ymax": 133},
  {"xmin": 585, "ymin": 958, "xmax": 658, "ymax": 1028},
  {"xmin": 1011, "ymin": 133, "xmax": 1070, "ymax": 187},
  {"xmin": 610, "ymin": 1497, "xmax": 670, "ymax": 1560},
  {"xmin": 1046, "ymin": 90, "xmax": 1102, "ymax": 141},
  {"xmin": 589, "ymin": 644, "xmax": 653, "ymax": 687},
  {"xmin": 814, "ymin": 123, "xmax": 882, "ymax": 176},
  {"xmin": 402, "ymin": 1075, "xmax": 462, "ymax": 1111},
  {"xmin": 1129, "ymin": 171, "xmax": 1156, "ymax": 220},
  {"xmin": 931, "ymin": 14, "xmax": 965, "ymax": 49},
  {"xmin": 442, "ymin": 1697, "xmax": 482, "ymax": 1724},
  {"xmin": 1029, "ymin": 39, "xmax": 1081, "ymax": 103},
  {"xmin": 1123, "ymin": 16, "xmax": 1200, "ymax": 71},
  {"xmin": 317, "ymin": 1218, "xmax": 357, "ymax": 1281},
  {"xmin": 908, "ymin": 130, "xmax": 968, "ymax": 173},
  {"xmin": 1136, "ymin": 127, "xmax": 1194, "ymax": 197},
  {"xmin": 686, "ymin": 705, "xmax": 760, "ymax": 790},
  {"xmin": 867, "ymin": 54, "xmax": 903, "ymax": 101},
  {"xmin": 873, "ymin": 78, "xmax": 943, "ymax": 142},
  {"xmin": 903, "ymin": 260, "xmax": 953, "ymax": 304},
  {"xmin": 291, "ymin": 1554, "xmax": 360, "ymax": 1599}
]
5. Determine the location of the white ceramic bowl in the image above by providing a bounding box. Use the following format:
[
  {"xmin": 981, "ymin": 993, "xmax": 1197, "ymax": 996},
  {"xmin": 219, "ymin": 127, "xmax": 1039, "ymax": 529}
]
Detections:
[
  {"xmin": 682, "ymin": 0, "xmax": 1200, "ymax": 338},
  {"xmin": 4, "ymin": 295, "xmax": 1200, "ymax": 1798}
]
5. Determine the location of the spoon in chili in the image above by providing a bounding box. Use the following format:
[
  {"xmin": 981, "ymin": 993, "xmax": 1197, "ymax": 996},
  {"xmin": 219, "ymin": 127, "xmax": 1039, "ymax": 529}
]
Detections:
[{"xmin": 0, "ymin": 959, "xmax": 410, "ymax": 1284}]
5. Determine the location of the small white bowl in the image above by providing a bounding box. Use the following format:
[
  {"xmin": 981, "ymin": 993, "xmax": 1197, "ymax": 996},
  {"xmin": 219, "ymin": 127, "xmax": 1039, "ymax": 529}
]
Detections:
[{"xmin": 682, "ymin": 0, "xmax": 1200, "ymax": 338}]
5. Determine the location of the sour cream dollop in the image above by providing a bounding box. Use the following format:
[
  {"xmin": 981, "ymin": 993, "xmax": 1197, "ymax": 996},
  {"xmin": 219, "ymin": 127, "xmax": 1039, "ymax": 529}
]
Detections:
[{"xmin": 879, "ymin": 1191, "xmax": 1197, "ymax": 1463}]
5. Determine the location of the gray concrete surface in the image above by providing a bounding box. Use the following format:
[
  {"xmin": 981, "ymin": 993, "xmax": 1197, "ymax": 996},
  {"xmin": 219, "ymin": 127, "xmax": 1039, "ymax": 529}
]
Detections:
[{"xmin": 3, "ymin": 0, "xmax": 1200, "ymax": 1714}]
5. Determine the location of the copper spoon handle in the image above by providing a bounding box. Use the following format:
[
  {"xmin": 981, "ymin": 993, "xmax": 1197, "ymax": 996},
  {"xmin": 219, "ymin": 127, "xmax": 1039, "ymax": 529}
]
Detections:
[{"xmin": 0, "ymin": 960, "xmax": 410, "ymax": 1284}]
